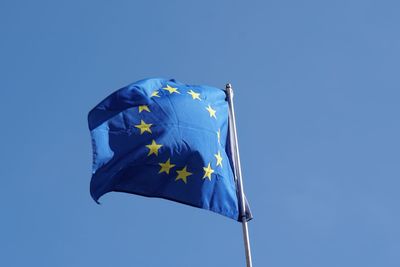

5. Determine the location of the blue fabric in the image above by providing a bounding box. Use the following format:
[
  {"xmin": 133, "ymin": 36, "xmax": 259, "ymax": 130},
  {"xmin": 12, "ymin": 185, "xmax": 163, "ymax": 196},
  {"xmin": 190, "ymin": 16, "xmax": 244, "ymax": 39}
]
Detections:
[{"xmin": 88, "ymin": 78, "xmax": 252, "ymax": 221}]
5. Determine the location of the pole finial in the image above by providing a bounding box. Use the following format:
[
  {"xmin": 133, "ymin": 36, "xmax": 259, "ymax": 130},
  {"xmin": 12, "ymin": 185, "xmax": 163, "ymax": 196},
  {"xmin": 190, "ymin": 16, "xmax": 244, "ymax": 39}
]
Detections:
[{"xmin": 225, "ymin": 83, "xmax": 233, "ymax": 98}]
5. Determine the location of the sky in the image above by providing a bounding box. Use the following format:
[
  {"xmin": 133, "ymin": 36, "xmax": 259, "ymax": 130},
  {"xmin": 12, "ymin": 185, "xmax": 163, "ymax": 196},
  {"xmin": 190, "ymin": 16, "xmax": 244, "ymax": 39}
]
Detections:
[{"xmin": 1, "ymin": 0, "xmax": 399, "ymax": 266}]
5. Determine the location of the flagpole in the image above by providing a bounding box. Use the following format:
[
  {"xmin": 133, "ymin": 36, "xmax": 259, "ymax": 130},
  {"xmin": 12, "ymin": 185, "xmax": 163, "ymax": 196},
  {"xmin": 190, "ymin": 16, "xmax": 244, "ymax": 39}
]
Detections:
[{"xmin": 225, "ymin": 83, "xmax": 253, "ymax": 267}]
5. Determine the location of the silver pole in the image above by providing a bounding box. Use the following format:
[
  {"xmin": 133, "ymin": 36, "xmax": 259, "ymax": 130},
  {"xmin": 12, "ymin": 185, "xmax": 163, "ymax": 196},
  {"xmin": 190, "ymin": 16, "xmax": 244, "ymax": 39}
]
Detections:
[{"xmin": 225, "ymin": 83, "xmax": 253, "ymax": 267}]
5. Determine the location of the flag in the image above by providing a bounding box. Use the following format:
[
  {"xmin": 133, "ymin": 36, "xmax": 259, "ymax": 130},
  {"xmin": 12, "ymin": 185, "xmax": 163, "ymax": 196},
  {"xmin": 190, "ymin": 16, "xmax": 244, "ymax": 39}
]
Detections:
[{"xmin": 88, "ymin": 78, "xmax": 252, "ymax": 221}]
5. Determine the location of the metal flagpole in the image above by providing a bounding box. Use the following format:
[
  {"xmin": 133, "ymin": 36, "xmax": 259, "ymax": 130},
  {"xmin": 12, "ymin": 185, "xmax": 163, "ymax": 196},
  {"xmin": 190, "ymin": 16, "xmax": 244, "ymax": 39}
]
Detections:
[{"xmin": 225, "ymin": 83, "xmax": 253, "ymax": 267}]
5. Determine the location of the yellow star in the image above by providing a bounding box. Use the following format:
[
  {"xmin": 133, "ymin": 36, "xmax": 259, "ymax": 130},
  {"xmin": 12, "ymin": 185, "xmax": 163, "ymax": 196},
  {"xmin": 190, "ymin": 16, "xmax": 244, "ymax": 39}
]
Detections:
[
  {"xmin": 206, "ymin": 105, "xmax": 216, "ymax": 119},
  {"xmin": 163, "ymin": 85, "xmax": 180, "ymax": 94},
  {"xmin": 176, "ymin": 166, "xmax": 192, "ymax": 184},
  {"xmin": 146, "ymin": 140, "xmax": 163, "ymax": 156},
  {"xmin": 134, "ymin": 120, "xmax": 152, "ymax": 134},
  {"xmin": 202, "ymin": 163, "xmax": 214, "ymax": 181},
  {"xmin": 158, "ymin": 158, "xmax": 175, "ymax": 174},
  {"xmin": 214, "ymin": 151, "xmax": 223, "ymax": 167},
  {"xmin": 187, "ymin": 89, "xmax": 201, "ymax": 100},
  {"xmin": 139, "ymin": 105, "xmax": 150, "ymax": 113},
  {"xmin": 151, "ymin": 90, "xmax": 160, "ymax": 97},
  {"xmin": 217, "ymin": 128, "xmax": 221, "ymax": 144}
]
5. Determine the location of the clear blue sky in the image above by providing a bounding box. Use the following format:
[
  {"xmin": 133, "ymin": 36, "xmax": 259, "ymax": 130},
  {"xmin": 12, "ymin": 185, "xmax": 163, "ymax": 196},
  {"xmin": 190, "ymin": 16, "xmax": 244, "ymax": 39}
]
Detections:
[{"xmin": 1, "ymin": 0, "xmax": 399, "ymax": 266}]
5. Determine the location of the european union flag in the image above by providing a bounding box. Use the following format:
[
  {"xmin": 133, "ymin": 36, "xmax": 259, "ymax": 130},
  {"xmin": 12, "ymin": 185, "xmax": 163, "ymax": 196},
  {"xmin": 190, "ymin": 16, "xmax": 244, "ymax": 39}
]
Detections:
[{"xmin": 88, "ymin": 78, "xmax": 252, "ymax": 221}]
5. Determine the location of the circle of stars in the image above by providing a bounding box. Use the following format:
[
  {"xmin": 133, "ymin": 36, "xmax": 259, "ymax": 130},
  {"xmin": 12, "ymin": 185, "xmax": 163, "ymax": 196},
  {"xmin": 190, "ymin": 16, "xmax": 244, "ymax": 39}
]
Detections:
[{"xmin": 133, "ymin": 84, "xmax": 224, "ymax": 185}]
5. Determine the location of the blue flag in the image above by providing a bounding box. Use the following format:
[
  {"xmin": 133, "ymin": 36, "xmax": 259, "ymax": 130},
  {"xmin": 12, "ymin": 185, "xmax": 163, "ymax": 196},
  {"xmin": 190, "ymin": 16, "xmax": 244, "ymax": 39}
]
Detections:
[{"xmin": 88, "ymin": 78, "xmax": 252, "ymax": 221}]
